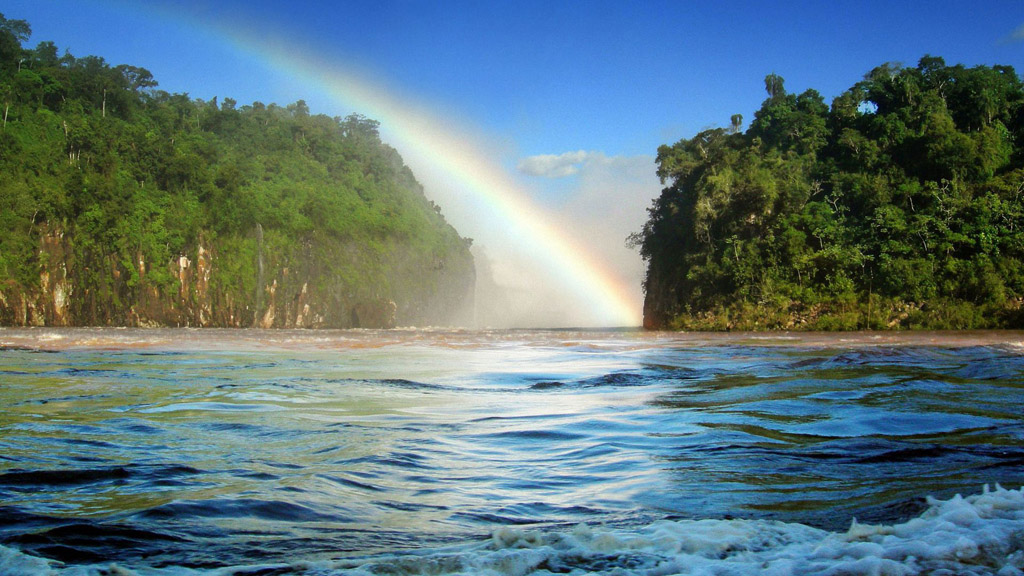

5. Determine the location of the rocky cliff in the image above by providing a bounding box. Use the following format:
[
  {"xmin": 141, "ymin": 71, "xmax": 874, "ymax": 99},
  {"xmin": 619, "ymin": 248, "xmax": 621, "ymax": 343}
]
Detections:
[
  {"xmin": 0, "ymin": 19, "xmax": 476, "ymax": 329},
  {"xmin": 0, "ymin": 224, "xmax": 474, "ymax": 329}
]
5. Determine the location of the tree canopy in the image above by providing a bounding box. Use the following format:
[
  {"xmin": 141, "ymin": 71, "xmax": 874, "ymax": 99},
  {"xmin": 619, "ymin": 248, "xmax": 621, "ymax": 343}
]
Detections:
[
  {"xmin": 0, "ymin": 13, "xmax": 474, "ymax": 327},
  {"xmin": 634, "ymin": 56, "xmax": 1024, "ymax": 330}
]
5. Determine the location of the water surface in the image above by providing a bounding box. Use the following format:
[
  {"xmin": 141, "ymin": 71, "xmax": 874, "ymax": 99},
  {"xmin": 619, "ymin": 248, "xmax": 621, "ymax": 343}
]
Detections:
[{"xmin": 1, "ymin": 328, "xmax": 1023, "ymax": 574}]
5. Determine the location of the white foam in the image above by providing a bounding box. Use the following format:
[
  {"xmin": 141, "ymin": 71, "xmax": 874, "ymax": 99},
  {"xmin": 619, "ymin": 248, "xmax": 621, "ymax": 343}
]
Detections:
[
  {"xmin": 0, "ymin": 544, "xmax": 57, "ymax": 576},
  {"xmin": 4, "ymin": 486, "xmax": 1024, "ymax": 575},
  {"xmin": 339, "ymin": 485, "xmax": 1024, "ymax": 576}
]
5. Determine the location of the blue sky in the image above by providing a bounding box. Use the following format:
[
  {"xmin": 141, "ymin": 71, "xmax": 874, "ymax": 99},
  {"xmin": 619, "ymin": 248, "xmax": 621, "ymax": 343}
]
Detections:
[
  {"xmin": 7, "ymin": 1, "xmax": 1023, "ymax": 159},
  {"xmin": 4, "ymin": 0, "xmax": 1024, "ymax": 326}
]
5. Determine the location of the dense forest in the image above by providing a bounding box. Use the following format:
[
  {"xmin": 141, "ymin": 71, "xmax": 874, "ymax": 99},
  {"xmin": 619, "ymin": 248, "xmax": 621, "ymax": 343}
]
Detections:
[
  {"xmin": 0, "ymin": 14, "xmax": 475, "ymax": 328},
  {"xmin": 634, "ymin": 56, "xmax": 1024, "ymax": 330}
]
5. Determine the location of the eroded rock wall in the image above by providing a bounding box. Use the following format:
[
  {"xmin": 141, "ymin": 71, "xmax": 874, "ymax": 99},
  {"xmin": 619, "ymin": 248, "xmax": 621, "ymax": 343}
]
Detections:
[{"xmin": 0, "ymin": 228, "xmax": 475, "ymax": 329}]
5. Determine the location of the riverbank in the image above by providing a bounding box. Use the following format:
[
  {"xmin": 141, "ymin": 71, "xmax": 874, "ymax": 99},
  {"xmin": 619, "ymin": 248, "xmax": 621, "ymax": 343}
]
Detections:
[{"xmin": 657, "ymin": 297, "xmax": 1024, "ymax": 332}]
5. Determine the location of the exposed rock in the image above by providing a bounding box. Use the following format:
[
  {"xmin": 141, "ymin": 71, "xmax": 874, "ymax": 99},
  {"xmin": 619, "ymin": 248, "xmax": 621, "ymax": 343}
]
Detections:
[
  {"xmin": 0, "ymin": 226, "xmax": 475, "ymax": 329},
  {"xmin": 177, "ymin": 255, "xmax": 191, "ymax": 301},
  {"xmin": 293, "ymin": 282, "xmax": 315, "ymax": 328},
  {"xmin": 38, "ymin": 228, "xmax": 72, "ymax": 326},
  {"xmin": 351, "ymin": 299, "xmax": 397, "ymax": 329},
  {"xmin": 259, "ymin": 280, "xmax": 277, "ymax": 329},
  {"xmin": 196, "ymin": 243, "xmax": 212, "ymax": 326},
  {"xmin": 641, "ymin": 278, "xmax": 670, "ymax": 330}
]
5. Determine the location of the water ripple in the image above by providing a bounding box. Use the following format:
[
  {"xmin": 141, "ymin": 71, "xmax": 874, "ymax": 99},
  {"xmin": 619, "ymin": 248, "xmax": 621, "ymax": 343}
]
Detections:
[{"xmin": 1, "ymin": 329, "xmax": 1023, "ymax": 573}]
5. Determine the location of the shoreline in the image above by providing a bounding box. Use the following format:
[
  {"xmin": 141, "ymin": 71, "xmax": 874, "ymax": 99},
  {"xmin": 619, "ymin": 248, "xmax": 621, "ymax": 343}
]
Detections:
[{"xmin": 2, "ymin": 325, "xmax": 1023, "ymax": 352}]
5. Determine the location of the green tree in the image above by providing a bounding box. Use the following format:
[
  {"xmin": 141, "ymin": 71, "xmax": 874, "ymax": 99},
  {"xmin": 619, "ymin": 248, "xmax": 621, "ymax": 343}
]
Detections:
[
  {"xmin": 638, "ymin": 59, "xmax": 1024, "ymax": 330},
  {"xmin": 0, "ymin": 16, "xmax": 475, "ymax": 328}
]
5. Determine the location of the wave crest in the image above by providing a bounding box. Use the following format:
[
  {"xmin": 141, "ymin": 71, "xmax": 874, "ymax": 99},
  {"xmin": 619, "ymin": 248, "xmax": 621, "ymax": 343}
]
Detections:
[{"xmin": 345, "ymin": 484, "xmax": 1024, "ymax": 576}]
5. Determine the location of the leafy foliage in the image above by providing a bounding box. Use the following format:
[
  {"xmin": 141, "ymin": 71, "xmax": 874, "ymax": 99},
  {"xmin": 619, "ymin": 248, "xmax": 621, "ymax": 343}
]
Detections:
[
  {"xmin": 0, "ymin": 14, "xmax": 473, "ymax": 327},
  {"xmin": 635, "ymin": 57, "xmax": 1024, "ymax": 330}
]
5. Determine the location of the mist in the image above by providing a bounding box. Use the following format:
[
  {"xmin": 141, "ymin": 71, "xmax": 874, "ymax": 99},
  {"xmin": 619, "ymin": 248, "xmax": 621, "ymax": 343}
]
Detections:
[
  {"xmin": 406, "ymin": 148, "xmax": 660, "ymax": 329},
  {"xmin": 239, "ymin": 44, "xmax": 663, "ymax": 329}
]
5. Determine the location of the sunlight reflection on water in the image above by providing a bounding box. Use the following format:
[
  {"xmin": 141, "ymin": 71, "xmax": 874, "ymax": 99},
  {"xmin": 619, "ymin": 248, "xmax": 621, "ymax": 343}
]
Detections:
[{"xmin": 0, "ymin": 328, "xmax": 1022, "ymax": 573}]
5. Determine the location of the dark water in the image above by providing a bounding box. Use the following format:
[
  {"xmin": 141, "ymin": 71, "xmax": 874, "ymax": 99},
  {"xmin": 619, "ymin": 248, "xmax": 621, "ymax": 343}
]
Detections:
[{"xmin": 1, "ymin": 328, "xmax": 1023, "ymax": 575}]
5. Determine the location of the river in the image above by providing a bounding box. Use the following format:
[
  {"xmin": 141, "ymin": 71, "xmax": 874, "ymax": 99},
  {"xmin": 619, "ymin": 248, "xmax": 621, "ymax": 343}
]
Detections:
[{"xmin": 1, "ymin": 328, "xmax": 1023, "ymax": 575}]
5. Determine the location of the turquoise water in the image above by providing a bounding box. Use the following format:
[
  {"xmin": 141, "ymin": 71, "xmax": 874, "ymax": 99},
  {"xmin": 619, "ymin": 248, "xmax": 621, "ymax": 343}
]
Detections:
[{"xmin": 1, "ymin": 328, "xmax": 1023, "ymax": 575}]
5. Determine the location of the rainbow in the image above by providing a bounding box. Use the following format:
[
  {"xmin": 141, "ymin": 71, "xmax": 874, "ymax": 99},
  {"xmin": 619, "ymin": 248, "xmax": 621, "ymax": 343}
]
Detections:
[{"xmin": 150, "ymin": 10, "xmax": 642, "ymax": 327}]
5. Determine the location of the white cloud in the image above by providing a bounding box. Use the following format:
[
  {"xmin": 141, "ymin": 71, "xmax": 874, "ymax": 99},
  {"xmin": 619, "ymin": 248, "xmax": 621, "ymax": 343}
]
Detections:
[
  {"xmin": 557, "ymin": 152, "xmax": 660, "ymax": 310},
  {"xmin": 476, "ymin": 151, "xmax": 662, "ymax": 327},
  {"xmin": 1014, "ymin": 24, "xmax": 1024, "ymax": 42},
  {"xmin": 1001, "ymin": 23, "xmax": 1024, "ymax": 44},
  {"xmin": 516, "ymin": 150, "xmax": 593, "ymax": 178}
]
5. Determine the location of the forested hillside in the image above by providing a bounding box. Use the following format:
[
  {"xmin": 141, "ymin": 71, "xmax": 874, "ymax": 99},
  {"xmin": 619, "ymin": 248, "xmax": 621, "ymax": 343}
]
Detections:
[
  {"xmin": 0, "ymin": 14, "xmax": 475, "ymax": 328},
  {"xmin": 635, "ymin": 56, "xmax": 1024, "ymax": 330}
]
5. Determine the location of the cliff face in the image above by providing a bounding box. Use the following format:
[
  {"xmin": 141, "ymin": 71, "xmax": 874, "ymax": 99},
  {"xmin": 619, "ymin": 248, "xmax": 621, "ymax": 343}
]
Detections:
[
  {"xmin": 0, "ymin": 24, "xmax": 476, "ymax": 330},
  {"xmin": 640, "ymin": 279, "xmax": 669, "ymax": 331},
  {"xmin": 0, "ymin": 225, "xmax": 474, "ymax": 329}
]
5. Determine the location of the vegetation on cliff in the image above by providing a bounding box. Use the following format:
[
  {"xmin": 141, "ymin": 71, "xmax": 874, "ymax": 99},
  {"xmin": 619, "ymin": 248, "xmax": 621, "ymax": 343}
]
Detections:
[
  {"xmin": 634, "ymin": 56, "xmax": 1024, "ymax": 330},
  {"xmin": 0, "ymin": 14, "xmax": 474, "ymax": 327}
]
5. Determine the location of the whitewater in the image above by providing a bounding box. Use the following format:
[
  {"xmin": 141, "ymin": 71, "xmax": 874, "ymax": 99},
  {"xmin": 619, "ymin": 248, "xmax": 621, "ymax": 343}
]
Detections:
[{"xmin": 1, "ymin": 328, "xmax": 1023, "ymax": 575}]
